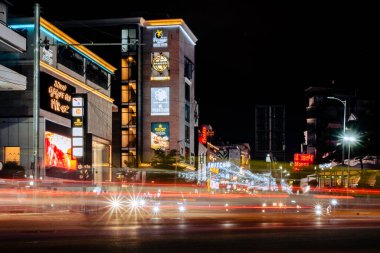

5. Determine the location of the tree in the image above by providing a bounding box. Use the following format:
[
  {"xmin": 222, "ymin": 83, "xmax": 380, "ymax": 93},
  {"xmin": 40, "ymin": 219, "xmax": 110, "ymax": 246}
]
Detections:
[{"xmin": 151, "ymin": 149, "xmax": 177, "ymax": 169}]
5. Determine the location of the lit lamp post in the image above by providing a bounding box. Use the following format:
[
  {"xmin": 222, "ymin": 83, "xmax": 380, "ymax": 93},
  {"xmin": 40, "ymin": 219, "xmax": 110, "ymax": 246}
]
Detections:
[
  {"xmin": 327, "ymin": 96, "xmax": 346, "ymax": 187},
  {"xmin": 343, "ymin": 135, "xmax": 357, "ymax": 188}
]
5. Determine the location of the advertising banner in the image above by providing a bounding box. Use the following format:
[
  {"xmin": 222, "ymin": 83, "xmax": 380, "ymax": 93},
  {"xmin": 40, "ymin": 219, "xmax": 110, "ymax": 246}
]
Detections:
[
  {"xmin": 151, "ymin": 87, "xmax": 170, "ymax": 115},
  {"xmin": 151, "ymin": 122, "xmax": 170, "ymax": 150}
]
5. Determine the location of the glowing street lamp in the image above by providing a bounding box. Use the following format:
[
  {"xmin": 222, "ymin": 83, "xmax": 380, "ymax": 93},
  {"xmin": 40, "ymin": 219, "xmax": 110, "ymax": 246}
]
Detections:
[{"xmin": 343, "ymin": 135, "xmax": 357, "ymax": 188}]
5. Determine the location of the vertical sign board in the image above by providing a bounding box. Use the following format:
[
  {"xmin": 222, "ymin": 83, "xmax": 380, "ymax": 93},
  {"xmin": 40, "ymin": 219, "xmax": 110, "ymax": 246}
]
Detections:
[{"xmin": 71, "ymin": 94, "xmax": 87, "ymax": 162}]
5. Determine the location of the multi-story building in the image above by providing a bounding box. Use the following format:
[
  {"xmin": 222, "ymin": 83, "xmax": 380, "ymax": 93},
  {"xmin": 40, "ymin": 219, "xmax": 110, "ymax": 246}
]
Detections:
[
  {"xmin": 304, "ymin": 87, "xmax": 354, "ymax": 163},
  {"xmin": 66, "ymin": 18, "xmax": 198, "ymax": 170},
  {"xmin": 0, "ymin": 16, "xmax": 116, "ymax": 183},
  {"xmin": 254, "ymin": 105, "xmax": 286, "ymax": 162},
  {"xmin": 0, "ymin": 1, "xmax": 27, "ymax": 91}
]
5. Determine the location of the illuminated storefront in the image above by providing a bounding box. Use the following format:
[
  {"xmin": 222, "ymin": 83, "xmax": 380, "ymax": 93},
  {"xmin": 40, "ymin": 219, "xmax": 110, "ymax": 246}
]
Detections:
[{"xmin": 0, "ymin": 17, "xmax": 116, "ymax": 183}]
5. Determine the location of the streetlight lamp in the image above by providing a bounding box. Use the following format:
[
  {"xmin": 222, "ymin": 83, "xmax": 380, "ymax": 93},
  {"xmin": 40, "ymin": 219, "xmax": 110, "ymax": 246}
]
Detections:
[
  {"xmin": 327, "ymin": 96, "xmax": 346, "ymax": 186},
  {"xmin": 343, "ymin": 135, "xmax": 357, "ymax": 188}
]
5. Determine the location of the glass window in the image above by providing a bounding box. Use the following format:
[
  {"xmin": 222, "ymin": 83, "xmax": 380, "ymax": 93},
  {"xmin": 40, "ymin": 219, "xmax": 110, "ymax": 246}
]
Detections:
[
  {"xmin": 185, "ymin": 83, "xmax": 190, "ymax": 102},
  {"xmin": 185, "ymin": 104, "xmax": 190, "ymax": 123},
  {"xmin": 129, "ymin": 82, "xmax": 137, "ymax": 103},
  {"xmin": 184, "ymin": 58, "xmax": 193, "ymax": 80},
  {"xmin": 185, "ymin": 125, "xmax": 190, "ymax": 143},
  {"xmin": 122, "ymin": 130, "xmax": 128, "ymax": 148},
  {"xmin": 121, "ymin": 108, "xmax": 128, "ymax": 126},
  {"xmin": 121, "ymin": 85, "xmax": 128, "ymax": 103}
]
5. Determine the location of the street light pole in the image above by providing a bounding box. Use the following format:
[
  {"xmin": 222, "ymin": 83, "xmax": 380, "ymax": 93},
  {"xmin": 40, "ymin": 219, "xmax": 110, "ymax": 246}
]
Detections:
[
  {"xmin": 347, "ymin": 141, "xmax": 351, "ymax": 188},
  {"xmin": 32, "ymin": 3, "xmax": 40, "ymax": 183},
  {"xmin": 327, "ymin": 96, "xmax": 346, "ymax": 187},
  {"xmin": 343, "ymin": 135, "xmax": 356, "ymax": 188}
]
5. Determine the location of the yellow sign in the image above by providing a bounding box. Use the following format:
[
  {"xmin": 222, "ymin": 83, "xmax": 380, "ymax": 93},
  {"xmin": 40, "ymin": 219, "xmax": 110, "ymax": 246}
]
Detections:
[
  {"xmin": 210, "ymin": 167, "xmax": 219, "ymax": 174},
  {"xmin": 4, "ymin": 147, "xmax": 21, "ymax": 164},
  {"xmin": 152, "ymin": 54, "xmax": 169, "ymax": 72},
  {"xmin": 73, "ymin": 118, "xmax": 83, "ymax": 127}
]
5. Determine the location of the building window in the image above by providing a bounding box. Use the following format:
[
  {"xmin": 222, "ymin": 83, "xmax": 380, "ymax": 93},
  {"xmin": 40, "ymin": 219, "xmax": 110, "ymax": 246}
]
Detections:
[
  {"xmin": 121, "ymin": 108, "xmax": 128, "ymax": 126},
  {"xmin": 122, "ymin": 28, "xmax": 137, "ymax": 52},
  {"xmin": 121, "ymin": 106, "xmax": 136, "ymax": 126},
  {"xmin": 121, "ymin": 56, "xmax": 137, "ymax": 81},
  {"xmin": 128, "ymin": 82, "xmax": 137, "ymax": 103},
  {"xmin": 122, "ymin": 130, "xmax": 128, "ymax": 148},
  {"xmin": 121, "ymin": 85, "xmax": 128, "ymax": 103},
  {"xmin": 122, "ymin": 83, "xmax": 137, "ymax": 104},
  {"xmin": 185, "ymin": 125, "xmax": 190, "ymax": 143},
  {"xmin": 185, "ymin": 104, "xmax": 190, "ymax": 123},
  {"xmin": 57, "ymin": 45, "xmax": 84, "ymax": 76},
  {"xmin": 122, "ymin": 150, "xmax": 136, "ymax": 168},
  {"xmin": 184, "ymin": 58, "xmax": 193, "ymax": 80},
  {"xmin": 185, "ymin": 83, "xmax": 190, "ymax": 102}
]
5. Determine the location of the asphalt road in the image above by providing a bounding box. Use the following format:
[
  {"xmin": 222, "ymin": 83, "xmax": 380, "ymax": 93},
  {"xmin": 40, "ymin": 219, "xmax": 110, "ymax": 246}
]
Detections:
[
  {"xmin": 1, "ymin": 211, "xmax": 380, "ymax": 253},
  {"xmin": 2, "ymin": 185, "xmax": 380, "ymax": 252}
]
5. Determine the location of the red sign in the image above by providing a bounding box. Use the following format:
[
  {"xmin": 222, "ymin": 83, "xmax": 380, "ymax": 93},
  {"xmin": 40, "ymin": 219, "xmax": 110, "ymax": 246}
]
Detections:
[
  {"xmin": 294, "ymin": 153, "xmax": 314, "ymax": 168},
  {"xmin": 199, "ymin": 125, "xmax": 207, "ymax": 144}
]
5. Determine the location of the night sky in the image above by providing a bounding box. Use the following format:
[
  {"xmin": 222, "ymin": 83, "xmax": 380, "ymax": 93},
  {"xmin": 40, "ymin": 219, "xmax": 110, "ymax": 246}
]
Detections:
[{"xmin": 7, "ymin": 1, "xmax": 379, "ymax": 155}]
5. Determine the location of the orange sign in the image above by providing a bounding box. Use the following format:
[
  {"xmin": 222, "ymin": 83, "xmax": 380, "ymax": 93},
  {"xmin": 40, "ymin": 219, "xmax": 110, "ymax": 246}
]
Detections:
[{"xmin": 294, "ymin": 153, "xmax": 314, "ymax": 168}]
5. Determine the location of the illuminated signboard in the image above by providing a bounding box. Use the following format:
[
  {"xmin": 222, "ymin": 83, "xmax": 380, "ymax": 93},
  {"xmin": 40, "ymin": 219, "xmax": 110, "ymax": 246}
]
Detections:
[
  {"xmin": 151, "ymin": 122, "xmax": 170, "ymax": 150},
  {"xmin": 45, "ymin": 131, "xmax": 76, "ymax": 169},
  {"xmin": 4, "ymin": 147, "xmax": 20, "ymax": 164},
  {"xmin": 71, "ymin": 94, "xmax": 86, "ymax": 159},
  {"xmin": 151, "ymin": 87, "xmax": 170, "ymax": 115},
  {"xmin": 41, "ymin": 47, "xmax": 54, "ymax": 65},
  {"xmin": 151, "ymin": 52, "xmax": 170, "ymax": 80},
  {"xmin": 153, "ymin": 29, "xmax": 168, "ymax": 48},
  {"xmin": 199, "ymin": 125, "xmax": 207, "ymax": 144},
  {"xmin": 40, "ymin": 72, "xmax": 75, "ymax": 119},
  {"xmin": 294, "ymin": 153, "xmax": 314, "ymax": 168}
]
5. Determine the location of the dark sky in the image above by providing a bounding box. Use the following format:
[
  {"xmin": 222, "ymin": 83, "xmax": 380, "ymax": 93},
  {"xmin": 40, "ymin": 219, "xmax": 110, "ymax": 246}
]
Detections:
[{"xmin": 8, "ymin": 1, "xmax": 380, "ymax": 154}]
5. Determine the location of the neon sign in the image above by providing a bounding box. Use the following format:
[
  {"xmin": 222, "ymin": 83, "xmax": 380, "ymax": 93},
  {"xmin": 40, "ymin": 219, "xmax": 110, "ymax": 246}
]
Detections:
[
  {"xmin": 294, "ymin": 153, "xmax": 314, "ymax": 168},
  {"xmin": 40, "ymin": 73, "xmax": 75, "ymax": 119},
  {"xmin": 152, "ymin": 54, "xmax": 169, "ymax": 72}
]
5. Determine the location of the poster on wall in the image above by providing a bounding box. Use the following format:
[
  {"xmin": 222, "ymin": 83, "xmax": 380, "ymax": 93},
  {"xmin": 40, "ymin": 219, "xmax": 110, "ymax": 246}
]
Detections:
[
  {"xmin": 151, "ymin": 122, "xmax": 170, "ymax": 150},
  {"xmin": 151, "ymin": 52, "xmax": 170, "ymax": 80},
  {"xmin": 4, "ymin": 147, "xmax": 20, "ymax": 164},
  {"xmin": 153, "ymin": 29, "xmax": 168, "ymax": 48},
  {"xmin": 45, "ymin": 131, "xmax": 76, "ymax": 170},
  {"xmin": 151, "ymin": 87, "xmax": 170, "ymax": 115}
]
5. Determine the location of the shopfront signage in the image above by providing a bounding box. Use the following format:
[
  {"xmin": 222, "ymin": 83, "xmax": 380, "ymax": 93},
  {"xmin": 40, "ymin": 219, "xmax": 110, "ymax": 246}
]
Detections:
[
  {"xmin": 71, "ymin": 94, "xmax": 86, "ymax": 158},
  {"xmin": 152, "ymin": 54, "xmax": 169, "ymax": 72},
  {"xmin": 40, "ymin": 73, "xmax": 75, "ymax": 119},
  {"xmin": 151, "ymin": 52, "xmax": 170, "ymax": 80},
  {"xmin": 294, "ymin": 153, "xmax": 314, "ymax": 168},
  {"xmin": 153, "ymin": 29, "xmax": 168, "ymax": 48}
]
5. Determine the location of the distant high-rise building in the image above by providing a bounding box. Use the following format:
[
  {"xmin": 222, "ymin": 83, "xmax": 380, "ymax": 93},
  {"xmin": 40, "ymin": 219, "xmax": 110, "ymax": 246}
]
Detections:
[{"xmin": 254, "ymin": 105, "xmax": 286, "ymax": 162}]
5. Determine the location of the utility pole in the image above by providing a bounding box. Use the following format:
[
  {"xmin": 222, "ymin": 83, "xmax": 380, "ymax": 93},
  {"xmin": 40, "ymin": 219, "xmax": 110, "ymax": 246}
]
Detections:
[{"xmin": 32, "ymin": 3, "xmax": 40, "ymax": 183}]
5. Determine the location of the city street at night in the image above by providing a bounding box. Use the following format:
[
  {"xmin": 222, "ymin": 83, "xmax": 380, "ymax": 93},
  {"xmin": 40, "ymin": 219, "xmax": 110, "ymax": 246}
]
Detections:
[{"xmin": 1, "ymin": 185, "xmax": 380, "ymax": 252}]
